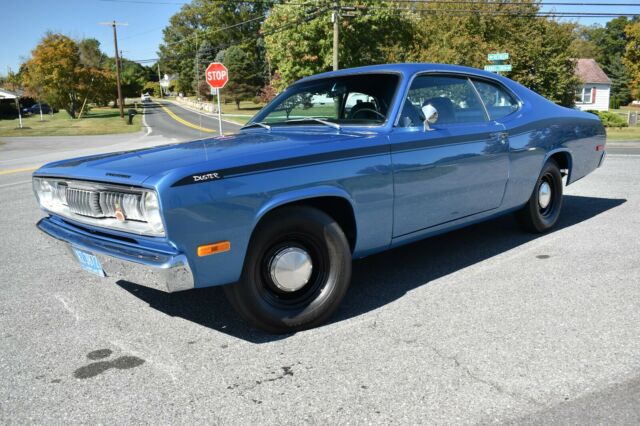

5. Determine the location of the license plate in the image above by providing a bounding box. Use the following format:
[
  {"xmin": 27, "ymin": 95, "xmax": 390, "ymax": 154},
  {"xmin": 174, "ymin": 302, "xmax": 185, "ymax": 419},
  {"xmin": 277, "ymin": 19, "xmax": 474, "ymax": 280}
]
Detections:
[{"xmin": 72, "ymin": 248, "xmax": 106, "ymax": 277}]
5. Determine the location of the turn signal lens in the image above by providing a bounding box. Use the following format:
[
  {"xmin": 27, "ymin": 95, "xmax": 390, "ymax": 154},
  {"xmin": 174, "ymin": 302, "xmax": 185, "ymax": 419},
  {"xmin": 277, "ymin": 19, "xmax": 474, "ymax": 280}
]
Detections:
[{"xmin": 198, "ymin": 241, "xmax": 231, "ymax": 257}]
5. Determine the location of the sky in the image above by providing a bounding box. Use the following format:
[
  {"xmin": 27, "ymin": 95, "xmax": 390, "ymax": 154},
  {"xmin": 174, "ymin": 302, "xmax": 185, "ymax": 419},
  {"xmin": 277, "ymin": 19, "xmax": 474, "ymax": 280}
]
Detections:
[{"xmin": 0, "ymin": 0, "xmax": 637, "ymax": 77}]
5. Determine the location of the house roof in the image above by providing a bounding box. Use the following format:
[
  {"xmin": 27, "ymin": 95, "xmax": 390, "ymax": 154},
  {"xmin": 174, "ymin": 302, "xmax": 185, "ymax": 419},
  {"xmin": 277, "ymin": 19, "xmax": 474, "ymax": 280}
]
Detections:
[
  {"xmin": 0, "ymin": 88, "xmax": 25, "ymax": 99},
  {"xmin": 575, "ymin": 59, "xmax": 611, "ymax": 85}
]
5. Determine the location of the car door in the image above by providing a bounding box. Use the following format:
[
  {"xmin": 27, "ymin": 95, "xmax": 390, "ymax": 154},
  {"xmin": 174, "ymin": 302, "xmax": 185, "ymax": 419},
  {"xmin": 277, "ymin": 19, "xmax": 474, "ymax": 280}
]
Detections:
[{"xmin": 391, "ymin": 74, "xmax": 510, "ymax": 237}]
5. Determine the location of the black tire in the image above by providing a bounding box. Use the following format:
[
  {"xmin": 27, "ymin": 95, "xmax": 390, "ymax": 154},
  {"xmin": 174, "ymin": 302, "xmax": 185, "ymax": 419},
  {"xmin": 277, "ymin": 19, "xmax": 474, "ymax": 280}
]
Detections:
[
  {"xmin": 516, "ymin": 159, "xmax": 563, "ymax": 233},
  {"xmin": 223, "ymin": 206, "xmax": 352, "ymax": 333}
]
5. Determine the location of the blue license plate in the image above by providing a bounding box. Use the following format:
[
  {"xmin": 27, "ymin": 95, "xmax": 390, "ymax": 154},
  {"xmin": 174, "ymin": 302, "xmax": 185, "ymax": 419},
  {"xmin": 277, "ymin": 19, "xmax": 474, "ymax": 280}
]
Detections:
[{"xmin": 72, "ymin": 248, "xmax": 105, "ymax": 277}]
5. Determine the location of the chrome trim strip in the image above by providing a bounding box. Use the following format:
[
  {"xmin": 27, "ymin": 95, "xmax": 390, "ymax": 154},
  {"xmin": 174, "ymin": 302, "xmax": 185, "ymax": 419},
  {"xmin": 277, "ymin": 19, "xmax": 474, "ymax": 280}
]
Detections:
[{"xmin": 37, "ymin": 217, "xmax": 193, "ymax": 292}]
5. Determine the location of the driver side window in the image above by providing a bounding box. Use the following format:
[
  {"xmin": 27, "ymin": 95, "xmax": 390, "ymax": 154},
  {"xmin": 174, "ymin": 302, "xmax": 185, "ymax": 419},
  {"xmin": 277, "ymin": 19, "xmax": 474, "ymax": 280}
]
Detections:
[{"xmin": 398, "ymin": 75, "xmax": 487, "ymax": 128}]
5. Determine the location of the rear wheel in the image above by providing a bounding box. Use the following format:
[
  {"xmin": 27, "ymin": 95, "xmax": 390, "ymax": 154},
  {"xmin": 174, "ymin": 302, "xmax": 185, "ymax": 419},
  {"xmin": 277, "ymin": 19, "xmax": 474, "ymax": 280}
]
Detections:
[
  {"xmin": 516, "ymin": 159, "xmax": 563, "ymax": 233},
  {"xmin": 223, "ymin": 206, "xmax": 352, "ymax": 333}
]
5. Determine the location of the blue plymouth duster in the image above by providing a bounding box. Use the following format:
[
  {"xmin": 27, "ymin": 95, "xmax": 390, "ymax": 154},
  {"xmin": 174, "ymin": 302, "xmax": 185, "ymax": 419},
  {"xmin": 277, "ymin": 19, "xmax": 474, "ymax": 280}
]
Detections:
[{"xmin": 33, "ymin": 63, "xmax": 606, "ymax": 333}]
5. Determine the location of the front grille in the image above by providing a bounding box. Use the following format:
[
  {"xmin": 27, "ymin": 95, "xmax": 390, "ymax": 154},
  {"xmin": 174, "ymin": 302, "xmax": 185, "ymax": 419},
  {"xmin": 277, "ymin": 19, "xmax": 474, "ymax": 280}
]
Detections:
[
  {"xmin": 63, "ymin": 187, "xmax": 144, "ymax": 221},
  {"xmin": 66, "ymin": 188, "xmax": 102, "ymax": 217}
]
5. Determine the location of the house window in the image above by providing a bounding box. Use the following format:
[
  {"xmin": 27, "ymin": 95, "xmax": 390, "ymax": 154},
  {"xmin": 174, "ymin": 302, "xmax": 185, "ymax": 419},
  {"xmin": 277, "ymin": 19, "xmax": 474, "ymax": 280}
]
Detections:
[{"xmin": 575, "ymin": 87, "xmax": 594, "ymax": 104}]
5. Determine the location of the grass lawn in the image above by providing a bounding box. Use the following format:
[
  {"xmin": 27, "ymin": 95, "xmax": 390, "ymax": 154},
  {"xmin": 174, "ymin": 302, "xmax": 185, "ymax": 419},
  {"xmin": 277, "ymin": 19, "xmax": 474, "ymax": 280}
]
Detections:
[
  {"xmin": 217, "ymin": 101, "xmax": 262, "ymax": 125},
  {"xmin": 606, "ymin": 126, "xmax": 640, "ymax": 142},
  {"xmin": 0, "ymin": 107, "xmax": 142, "ymax": 137}
]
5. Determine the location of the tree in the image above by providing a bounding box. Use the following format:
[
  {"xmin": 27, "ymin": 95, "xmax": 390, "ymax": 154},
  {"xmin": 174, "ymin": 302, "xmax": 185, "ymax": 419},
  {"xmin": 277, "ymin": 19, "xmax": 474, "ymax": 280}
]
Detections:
[
  {"xmin": 22, "ymin": 34, "xmax": 85, "ymax": 117},
  {"xmin": 263, "ymin": 1, "xmax": 416, "ymax": 89},
  {"xmin": 571, "ymin": 25, "xmax": 600, "ymax": 58},
  {"xmin": 584, "ymin": 17, "xmax": 639, "ymax": 106},
  {"xmin": 78, "ymin": 38, "xmax": 107, "ymax": 68},
  {"xmin": 624, "ymin": 21, "xmax": 640, "ymax": 100},
  {"xmin": 158, "ymin": 0, "xmax": 269, "ymax": 95},
  {"xmin": 222, "ymin": 45, "xmax": 264, "ymax": 108},
  {"xmin": 405, "ymin": 1, "xmax": 579, "ymax": 106},
  {"xmin": 143, "ymin": 81, "xmax": 161, "ymax": 97}
]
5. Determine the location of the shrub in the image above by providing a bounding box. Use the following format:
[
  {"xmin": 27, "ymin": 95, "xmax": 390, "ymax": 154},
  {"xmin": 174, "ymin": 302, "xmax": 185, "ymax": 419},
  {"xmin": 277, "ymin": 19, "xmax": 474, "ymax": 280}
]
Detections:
[{"xmin": 586, "ymin": 110, "xmax": 628, "ymax": 128}]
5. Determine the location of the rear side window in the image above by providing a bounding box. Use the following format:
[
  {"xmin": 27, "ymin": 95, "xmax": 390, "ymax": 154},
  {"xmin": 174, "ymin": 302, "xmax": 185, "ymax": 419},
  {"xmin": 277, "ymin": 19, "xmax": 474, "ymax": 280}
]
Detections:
[
  {"xmin": 472, "ymin": 79, "xmax": 519, "ymax": 120},
  {"xmin": 399, "ymin": 75, "xmax": 487, "ymax": 127}
]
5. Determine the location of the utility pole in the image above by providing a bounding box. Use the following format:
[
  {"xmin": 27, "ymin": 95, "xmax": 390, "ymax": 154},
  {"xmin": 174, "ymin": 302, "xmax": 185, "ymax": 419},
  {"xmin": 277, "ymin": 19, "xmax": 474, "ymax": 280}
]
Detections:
[
  {"xmin": 195, "ymin": 32, "xmax": 199, "ymax": 99},
  {"xmin": 157, "ymin": 62, "xmax": 163, "ymax": 98},
  {"xmin": 332, "ymin": 0, "xmax": 339, "ymax": 71},
  {"xmin": 100, "ymin": 21, "xmax": 128, "ymax": 119}
]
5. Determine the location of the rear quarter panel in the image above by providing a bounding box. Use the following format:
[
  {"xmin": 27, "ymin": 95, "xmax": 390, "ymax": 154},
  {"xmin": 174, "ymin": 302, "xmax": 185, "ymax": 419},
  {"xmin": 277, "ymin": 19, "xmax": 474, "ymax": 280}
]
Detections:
[{"xmin": 499, "ymin": 83, "xmax": 605, "ymax": 211}]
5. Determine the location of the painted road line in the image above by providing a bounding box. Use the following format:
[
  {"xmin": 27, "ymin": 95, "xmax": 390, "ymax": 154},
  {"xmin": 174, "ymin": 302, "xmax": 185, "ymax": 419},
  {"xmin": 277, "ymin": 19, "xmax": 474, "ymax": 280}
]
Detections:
[
  {"xmin": 0, "ymin": 166, "xmax": 38, "ymax": 176},
  {"xmin": 142, "ymin": 104, "xmax": 152, "ymax": 136},
  {"xmin": 156, "ymin": 102, "xmax": 216, "ymax": 133},
  {"xmin": 0, "ymin": 180, "xmax": 31, "ymax": 189}
]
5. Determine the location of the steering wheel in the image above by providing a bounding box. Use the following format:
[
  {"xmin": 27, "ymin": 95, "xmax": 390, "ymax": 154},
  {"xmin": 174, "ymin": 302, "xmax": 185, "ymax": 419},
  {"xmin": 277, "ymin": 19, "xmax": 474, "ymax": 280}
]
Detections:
[{"xmin": 350, "ymin": 108, "xmax": 386, "ymax": 120}]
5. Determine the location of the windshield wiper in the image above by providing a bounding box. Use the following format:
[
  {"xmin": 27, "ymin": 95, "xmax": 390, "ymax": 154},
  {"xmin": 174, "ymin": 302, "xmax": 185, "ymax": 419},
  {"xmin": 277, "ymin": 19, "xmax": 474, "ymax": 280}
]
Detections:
[
  {"xmin": 284, "ymin": 118, "xmax": 341, "ymax": 130},
  {"xmin": 241, "ymin": 121, "xmax": 271, "ymax": 130}
]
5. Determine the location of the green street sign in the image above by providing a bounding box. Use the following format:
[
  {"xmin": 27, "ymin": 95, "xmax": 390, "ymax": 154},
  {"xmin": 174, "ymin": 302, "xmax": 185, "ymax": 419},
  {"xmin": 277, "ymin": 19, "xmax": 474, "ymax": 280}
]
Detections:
[
  {"xmin": 484, "ymin": 64, "xmax": 512, "ymax": 72},
  {"xmin": 488, "ymin": 53, "xmax": 509, "ymax": 61}
]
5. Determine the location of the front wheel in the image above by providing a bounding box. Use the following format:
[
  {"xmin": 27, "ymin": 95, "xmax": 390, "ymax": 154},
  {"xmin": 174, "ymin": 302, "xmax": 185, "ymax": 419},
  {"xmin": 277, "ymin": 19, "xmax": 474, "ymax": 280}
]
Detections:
[
  {"xmin": 516, "ymin": 159, "xmax": 563, "ymax": 233},
  {"xmin": 223, "ymin": 206, "xmax": 352, "ymax": 333}
]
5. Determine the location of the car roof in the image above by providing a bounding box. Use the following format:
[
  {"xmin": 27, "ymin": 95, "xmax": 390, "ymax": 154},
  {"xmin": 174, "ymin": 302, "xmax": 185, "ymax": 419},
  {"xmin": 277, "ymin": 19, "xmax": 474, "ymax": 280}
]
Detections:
[{"xmin": 296, "ymin": 63, "xmax": 510, "ymax": 84}]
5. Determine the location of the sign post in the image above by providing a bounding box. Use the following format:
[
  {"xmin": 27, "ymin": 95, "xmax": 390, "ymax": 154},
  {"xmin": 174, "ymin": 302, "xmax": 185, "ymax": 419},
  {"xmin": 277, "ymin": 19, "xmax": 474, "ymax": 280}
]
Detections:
[
  {"xmin": 205, "ymin": 62, "xmax": 229, "ymax": 136},
  {"xmin": 484, "ymin": 52, "xmax": 511, "ymax": 75}
]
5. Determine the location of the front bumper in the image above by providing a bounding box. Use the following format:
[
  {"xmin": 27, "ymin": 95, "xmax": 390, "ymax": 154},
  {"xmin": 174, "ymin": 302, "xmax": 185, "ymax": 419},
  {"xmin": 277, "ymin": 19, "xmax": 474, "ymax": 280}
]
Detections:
[{"xmin": 37, "ymin": 217, "xmax": 194, "ymax": 293}]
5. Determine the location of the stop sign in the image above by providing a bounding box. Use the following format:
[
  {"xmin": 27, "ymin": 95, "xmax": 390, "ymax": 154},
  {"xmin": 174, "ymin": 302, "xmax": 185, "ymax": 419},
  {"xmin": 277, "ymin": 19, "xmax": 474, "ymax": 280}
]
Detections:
[{"xmin": 205, "ymin": 63, "xmax": 229, "ymax": 89}]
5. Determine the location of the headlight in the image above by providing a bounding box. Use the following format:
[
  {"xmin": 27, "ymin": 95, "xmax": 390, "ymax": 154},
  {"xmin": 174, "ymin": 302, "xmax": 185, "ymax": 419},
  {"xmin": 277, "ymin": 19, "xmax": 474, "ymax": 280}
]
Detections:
[
  {"xmin": 143, "ymin": 191, "xmax": 164, "ymax": 234},
  {"xmin": 33, "ymin": 178, "xmax": 64, "ymax": 210}
]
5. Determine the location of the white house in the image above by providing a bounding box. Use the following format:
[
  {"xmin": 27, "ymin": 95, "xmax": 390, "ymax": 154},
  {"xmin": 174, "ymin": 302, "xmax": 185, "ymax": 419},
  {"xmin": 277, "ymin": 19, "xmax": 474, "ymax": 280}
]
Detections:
[{"xmin": 574, "ymin": 58, "xmax": 611, "ymax": 111}]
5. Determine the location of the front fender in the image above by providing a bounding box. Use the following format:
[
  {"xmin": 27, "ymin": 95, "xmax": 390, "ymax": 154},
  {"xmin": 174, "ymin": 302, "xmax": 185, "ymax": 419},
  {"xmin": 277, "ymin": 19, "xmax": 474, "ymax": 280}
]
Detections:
[{"xmin": 253, "ymin": 185, "xmax": 356, "ymax": 229}]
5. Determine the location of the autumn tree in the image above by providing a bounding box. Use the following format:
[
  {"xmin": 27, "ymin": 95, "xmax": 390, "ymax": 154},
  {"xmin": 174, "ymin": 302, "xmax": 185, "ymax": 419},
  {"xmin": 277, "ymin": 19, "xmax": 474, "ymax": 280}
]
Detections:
[
  {"xmin": 22, "ymin": 34, "xmax": 85, "ymax": 117},
  {"xmin": 623, "ymin": 21, "xmax": 640, "ymax": 100},
  {"xmin": 584, "ymin": 17, "xmax": 639, "ymax": 106}
]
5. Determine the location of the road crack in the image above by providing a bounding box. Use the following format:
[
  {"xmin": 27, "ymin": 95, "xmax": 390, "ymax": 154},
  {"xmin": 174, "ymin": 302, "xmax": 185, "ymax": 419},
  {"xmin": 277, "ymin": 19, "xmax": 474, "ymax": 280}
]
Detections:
[{"xmin": 430, "ymin": 346, "xmax": 543, "ymax": 407}]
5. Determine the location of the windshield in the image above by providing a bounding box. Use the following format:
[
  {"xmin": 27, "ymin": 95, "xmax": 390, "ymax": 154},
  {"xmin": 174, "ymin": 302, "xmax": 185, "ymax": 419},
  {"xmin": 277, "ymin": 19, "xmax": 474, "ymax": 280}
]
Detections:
[{"xmin": 251, "ymin": 73, "xmax": 400, "ymax": 127}]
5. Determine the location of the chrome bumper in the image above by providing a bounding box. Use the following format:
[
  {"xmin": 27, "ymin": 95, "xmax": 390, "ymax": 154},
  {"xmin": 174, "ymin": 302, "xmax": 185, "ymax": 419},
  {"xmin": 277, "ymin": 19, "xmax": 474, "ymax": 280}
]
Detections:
[{"xmin": 37, "ymin": 217, "xmax": 194, "ymax": 293}]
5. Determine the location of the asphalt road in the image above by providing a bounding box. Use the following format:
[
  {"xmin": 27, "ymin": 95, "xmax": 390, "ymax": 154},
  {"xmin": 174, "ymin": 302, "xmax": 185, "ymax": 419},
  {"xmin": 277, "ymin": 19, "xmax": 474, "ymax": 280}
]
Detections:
[
  {"xmin": 0, "ymin": 116, "xmax": 639, "ymax": 423},
  {"xmin": 143, "ymin": 100, "xmax": 243, "ymax": 140}
]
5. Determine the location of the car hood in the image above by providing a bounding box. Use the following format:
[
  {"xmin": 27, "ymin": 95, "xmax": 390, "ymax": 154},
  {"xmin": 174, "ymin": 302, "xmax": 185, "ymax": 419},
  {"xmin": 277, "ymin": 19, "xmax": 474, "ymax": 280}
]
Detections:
[{"xmin": 34, "ymin": 129, "xmax": 376, "ymax": 187}]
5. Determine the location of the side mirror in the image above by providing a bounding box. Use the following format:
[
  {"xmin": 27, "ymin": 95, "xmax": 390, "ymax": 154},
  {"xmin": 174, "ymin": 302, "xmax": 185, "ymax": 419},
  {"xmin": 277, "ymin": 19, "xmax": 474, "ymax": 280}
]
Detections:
[{"xmin": 422, "ymin": 104, "xmax": 438, "ymax": 131}]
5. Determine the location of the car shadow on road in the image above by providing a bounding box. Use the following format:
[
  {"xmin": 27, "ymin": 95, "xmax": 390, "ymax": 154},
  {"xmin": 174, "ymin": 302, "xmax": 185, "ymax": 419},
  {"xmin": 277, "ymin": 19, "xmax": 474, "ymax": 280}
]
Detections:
[{"xmin": 116, "ymin": 194, "xmax": 625, "ymax": 343}]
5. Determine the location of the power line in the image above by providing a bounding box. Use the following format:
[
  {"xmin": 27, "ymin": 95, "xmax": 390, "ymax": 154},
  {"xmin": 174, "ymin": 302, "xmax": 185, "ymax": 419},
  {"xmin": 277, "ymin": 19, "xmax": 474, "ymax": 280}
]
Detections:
[
  {"xmin": 98, "ymin": 0, "xmax": 640, "ymax": 6},
  {"xmin": 132, "ymin": 6, "xmax": 327, "ymax": 63}
]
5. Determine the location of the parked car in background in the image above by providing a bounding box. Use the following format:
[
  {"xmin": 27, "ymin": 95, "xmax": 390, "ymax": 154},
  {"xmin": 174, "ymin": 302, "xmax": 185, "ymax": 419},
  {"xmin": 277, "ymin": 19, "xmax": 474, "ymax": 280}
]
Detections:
[
  {"xmin": 141, "ymin": 93, "xmax": 151, "ymax": 102},
  {"xmin": 22, "ymin": 103, "xmax": 52, "ymax": 116},
  {"xmin": 32, "ymin": 63, "xmax": 606, "ymax": 333}
]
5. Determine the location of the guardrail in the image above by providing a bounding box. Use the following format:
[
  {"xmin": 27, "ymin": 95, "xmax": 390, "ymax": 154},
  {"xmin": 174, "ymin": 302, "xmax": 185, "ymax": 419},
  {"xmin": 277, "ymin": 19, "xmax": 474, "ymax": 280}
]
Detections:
[{"xmin": 174, "ymin": 96, "xmax": 217, "ymax": 113}]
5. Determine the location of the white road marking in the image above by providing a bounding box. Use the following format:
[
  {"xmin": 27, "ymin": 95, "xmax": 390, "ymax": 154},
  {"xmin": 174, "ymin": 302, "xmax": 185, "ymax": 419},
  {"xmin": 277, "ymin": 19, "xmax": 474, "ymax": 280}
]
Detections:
[
  {"xmin": 0, "ymin": 180, "xmax": 31, "ymax": 188},
  {"xmin": 142, "ymin": 104, "xmax": 152, "ymax": 136}
]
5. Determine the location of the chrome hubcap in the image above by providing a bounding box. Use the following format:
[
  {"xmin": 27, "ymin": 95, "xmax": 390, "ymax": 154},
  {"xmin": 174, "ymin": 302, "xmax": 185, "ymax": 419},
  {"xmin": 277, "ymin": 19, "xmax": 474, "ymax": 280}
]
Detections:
[
  {"xmin": 269, "ymin": 247, "xmax": 313, "ymax": 292},
  {"xmin": 538, "ymin": 181, "xmax": 552, "ymax": 209}
]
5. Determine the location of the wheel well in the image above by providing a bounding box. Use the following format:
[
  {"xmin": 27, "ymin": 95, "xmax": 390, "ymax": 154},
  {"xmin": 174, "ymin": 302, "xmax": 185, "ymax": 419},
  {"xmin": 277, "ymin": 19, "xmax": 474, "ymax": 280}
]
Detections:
[
  {"xmin": 549, "ymin": 151, "xmax": 571, "ymax": 178},
  {"xmin": 258, "ymin": 197, "xmax": 357, "ymax": 252}
]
